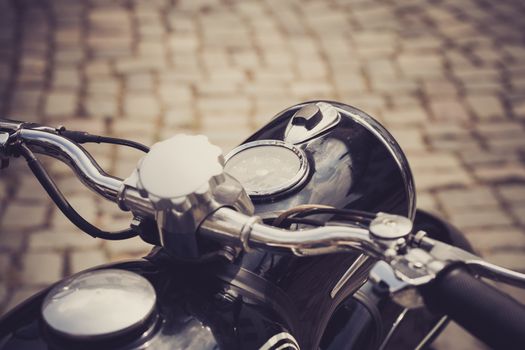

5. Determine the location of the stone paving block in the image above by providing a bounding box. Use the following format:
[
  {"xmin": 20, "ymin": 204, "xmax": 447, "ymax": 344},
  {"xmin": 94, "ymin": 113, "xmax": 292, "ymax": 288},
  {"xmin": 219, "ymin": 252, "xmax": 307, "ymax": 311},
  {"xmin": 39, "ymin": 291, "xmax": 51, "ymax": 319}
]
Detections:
[
  {"xmin": 290, "ymin": 81, "xmax": 334, "ymax": 99},
  {"xmin": 497, "ymin": 184, "xmax": 525, "ymax": 204},
  {"xmin": 436, "ymin": 187, "xmax": 500, "ymax": 211},
  {"xmin": 448, "ymin": 206, "xmax": 514, "ymax": 230},
  {"xmin": 459, "ymin": 148, "xmax": 521, "ymax": 167},
  {"xmin": 201, "ymin": 114, "xmax": 251, "ymax": 131},
  {"xmin": 201, "ymin": 127, "xmax": 253, "ymax": 153},
  {"xmin": 372, "ymin": 78, "xmax": 419, "ymax": 95},
  {"xmin": 510, "ymin": 204, "xmax": 525, "ymax": 226},
  {"xmin": 208, "ymin": 68, "xmax": 247, "ymax": 84},
  {"xmin": 28, "ymin": 229, "xmax": 101, "ymax": 251},
  {"xmin": 138, "ymin": 41, "xmax": 166, "ymax": 58},
  {"xmin": 125, "ymin": 73, "xmax": 155, "ymax": 92},
  {"xmin": 70, "ymin": 250, "xmax": 107, "ymax": 273},
  {"xmin": 416, "ymin": 191, "xmax": 440, "ymax": 214},
  {"xmin": 115, "ymin": 57, "xmax": 167, "ymax": 74},
  {"xmin": 1, "ymin": 203, "xmax": 48, "ymax": 232},
  {"xmin": 197, "ymin": 96, "xmax": 251, "ymax": 114},
  {"xmin": 123, "ymin": 93, "xmax": 160, "ymax": 119},
  {"xmin": 83, "ymin": 94, "xmax": 118, "ymax": 118},
  {"xmin": 407, "ymin": 153, "xmax": 473, "ymax": 190},
  {"xmin": 21, "ymin": 252, "xmax": 62, "ymax": 285},
  {"xmin": 9, "ymin": 87, "xmax": 42, "ymax": 119},
  {"xmin": 398, "ymin": 54, "xmax": 444, "ymax": 78},
  {"xmin": 466, "ymin": 95, "xmax": 505, "ymax": 120},
  {"xmin": 50, "ymin": 195, "xmax": 98, "ymax": 229},
  {"xmin": 0, "ymin": 229, "xmax": 27, "ymax": 252},
  {"xmin": 51, "ymin": 68, "xmax": 81, "ymax": 89},
  {"xmin": 485, "ymin": 251, "xmax": 525, "ymax": 272},
  {"xmin": 297, "ymin": 60, "xmax": 328, "ymax": 80},
  {"xmin": 110, "ymin": 119, "xmax": 156, "ymax": 144},
  {"xmin": 87, "ymin": 79, "xmax": 120, "ymax": 95},
  {"xmin": 510, "ymin": 98, "xmax": 525, "ymax": 119},
  {"xmin": 14, "ymin": 175, "xmax": 51, "ymax": 203},
  {"xmin": 0, "ymin": 252, "xmax": 11, "ymax": 277},
  {"xmin": 414, "ymin": 169, "xmax": 474, "ymax": 191},
  {"xmin": 423, "ymin": 79, "xmax": 461, "ymax": 98},
  {"xmin": 84, "ymin": 61, "xmax": 112, "ymax": 76},
  {"xmin": 104, "ymin": 236, "xmax": 152, "ymax": 260},
  {"xmin": 464, "ymin": 228, "xmax": 525, "ymax": 254},
  {"xmin": 88, "ymin": 7, "xmax": 131, "ymax": 28},
  {"xmin": 388, "ymin": 127, "xmax": 426, "ymax": 152},
  {"xmin": 138, "ymin": 23, "xmax": 165, "ymax": 38},
  {"xmin": 164, "ymin": 108, "xmax": 196, "ymax": 129},
  {"xmin": 54, "ymin": 27, "xmax": 83, "ymax": 48},
  {"xmin": 475, "ymin": 120, "xmax": 525, "ymax": 137},
  {"xmin": 429, "ymin": 98, "xmax": 471, "ymax": 121},
  {"xmin": 452, "ymin": 66, "xmax": 501, "ymax": 83},
  {"xmin": 44, "ymin": 90, "xmax": 78, "ymax": 118},
  {"xmin": 485, "ymin": 134, "xmax": 525, "ymax": 151},
  {"xmin": 53, "ymin": 48, "xmax": 85, "ymax": 64},
  {"xmin": 473, "ymin": 164, "xmax": 525, "ymax": 183}
]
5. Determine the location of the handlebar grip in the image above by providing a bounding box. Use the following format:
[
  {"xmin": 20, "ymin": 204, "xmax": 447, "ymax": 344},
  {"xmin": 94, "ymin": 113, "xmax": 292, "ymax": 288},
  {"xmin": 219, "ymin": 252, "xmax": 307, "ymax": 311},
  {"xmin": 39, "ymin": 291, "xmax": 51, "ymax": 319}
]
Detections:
[{"xmin": 420, "ymin": 266, "xmax": 525, "ymax": 349}]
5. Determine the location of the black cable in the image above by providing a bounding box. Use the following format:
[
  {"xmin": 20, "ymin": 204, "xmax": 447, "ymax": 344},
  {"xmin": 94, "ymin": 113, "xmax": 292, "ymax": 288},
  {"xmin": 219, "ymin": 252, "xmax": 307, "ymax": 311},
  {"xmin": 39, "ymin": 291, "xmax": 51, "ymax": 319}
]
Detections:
[
  {"xmin": 293, "ymin": 208, "xmax": 374, "ymax": 224},
  {"xmin": 19, "ymin": 143, "xmax": 138, "ymax": 240},
  {"xmin": 276, "ymin": 217, "xmax": 325, "ymax": 228},
  {"xmin": 58, "ymin": 129, "xmax": 150, "ymax": 153}
]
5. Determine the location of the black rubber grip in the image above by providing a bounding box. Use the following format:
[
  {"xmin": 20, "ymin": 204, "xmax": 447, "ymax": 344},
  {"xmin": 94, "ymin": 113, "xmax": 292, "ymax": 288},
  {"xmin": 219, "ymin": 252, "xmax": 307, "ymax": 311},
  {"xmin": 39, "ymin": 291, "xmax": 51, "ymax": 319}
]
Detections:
[{"xmin": 421, "ymin": 266, "xmax": 525, "ymax": 349}]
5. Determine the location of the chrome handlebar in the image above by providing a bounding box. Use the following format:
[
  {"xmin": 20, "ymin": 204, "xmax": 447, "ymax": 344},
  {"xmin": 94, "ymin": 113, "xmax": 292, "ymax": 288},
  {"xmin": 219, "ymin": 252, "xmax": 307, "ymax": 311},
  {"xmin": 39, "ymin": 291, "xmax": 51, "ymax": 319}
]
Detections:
[
  {"xmin": 3, "ymin": 122, "xmax": 525, "ymax": 306},
  {"xmin": 0, "ymin": 123, "xmax": 123, "ymax": 202},
  {"xmin": 18, "ymin": 129, "xmax": 123, "ymax": 201},
  {"xmin": 199, "ymin": 207, "xmax": 525, "ymax": 308}
]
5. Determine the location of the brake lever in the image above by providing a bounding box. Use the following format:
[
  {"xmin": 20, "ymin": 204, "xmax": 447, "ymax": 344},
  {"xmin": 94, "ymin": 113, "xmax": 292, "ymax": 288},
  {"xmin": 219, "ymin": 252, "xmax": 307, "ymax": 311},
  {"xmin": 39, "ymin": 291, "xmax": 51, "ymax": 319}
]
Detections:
[
  {"xmin": 369, "ymin": 226, "xmax": 525, "ymax": 308},
  {"xmin": 419, "ymin": 235, "xmax": 525, "ymax": 288}
]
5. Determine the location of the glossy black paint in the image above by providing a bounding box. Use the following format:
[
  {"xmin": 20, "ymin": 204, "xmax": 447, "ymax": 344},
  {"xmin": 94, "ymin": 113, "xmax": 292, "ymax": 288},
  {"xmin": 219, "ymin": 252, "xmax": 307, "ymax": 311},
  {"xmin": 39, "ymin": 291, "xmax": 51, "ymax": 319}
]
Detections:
[
  {"xmin": 0, "ymin": 254, "xmax": 295, "ymax": 350},
  {"xmin": 0, "ymin": 102, "xmax": 473, "ymax": 350},
  {"xmin": 243, "ymin": 101, "xmax": 415, "ymax": 218}
]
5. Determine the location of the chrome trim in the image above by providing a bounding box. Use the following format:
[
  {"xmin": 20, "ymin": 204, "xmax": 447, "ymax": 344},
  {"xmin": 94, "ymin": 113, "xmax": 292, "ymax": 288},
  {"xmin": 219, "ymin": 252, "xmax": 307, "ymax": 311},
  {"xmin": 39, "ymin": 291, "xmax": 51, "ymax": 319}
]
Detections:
[
  {"xmin": 259, "ymin": 332, "xmax": 300, "ymax": 350},
  {"xmin": 330, "ymin": 253, "xmax": 369, "ymax": 298},
  {"xmin": 333, "ymin": 104, "xmax": 416, "ymax": 220},
  {"xmin": 414, "ymin": 316, "xmax": 448, "ymax": 350},
  {"xmin": 378, "ymin": 308, "xmax": 409, "ymax": 350},
  {"xmin": 200, "ymin": 208, "xmax": 383, "ymax": 257},
  {"xmin": 19, "ymin": 129, "xmax": 122, "ymax": 202},
  {"xmin": 224, "ymin": 140, "xmax": 309, "ymax": 198},
  {"xmin": 283, "ymin": 101, "xmax": 341, "ymax": 144}
]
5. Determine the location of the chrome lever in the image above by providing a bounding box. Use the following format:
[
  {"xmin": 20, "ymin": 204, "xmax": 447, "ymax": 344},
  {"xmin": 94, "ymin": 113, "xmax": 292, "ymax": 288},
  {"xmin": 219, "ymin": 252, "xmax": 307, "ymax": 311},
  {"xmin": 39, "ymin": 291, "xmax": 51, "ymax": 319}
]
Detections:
[{"xmin": 421, "ymin": 236, "xmax": 525, "ymax": 288}]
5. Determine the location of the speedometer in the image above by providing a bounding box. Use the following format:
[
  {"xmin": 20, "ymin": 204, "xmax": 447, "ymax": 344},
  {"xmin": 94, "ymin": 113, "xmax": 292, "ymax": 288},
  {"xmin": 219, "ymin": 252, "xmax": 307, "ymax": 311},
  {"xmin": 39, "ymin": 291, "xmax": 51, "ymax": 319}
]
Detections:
[{"xmin": 224, "ymin": 140, "xmax": 309, "ymax": 198}]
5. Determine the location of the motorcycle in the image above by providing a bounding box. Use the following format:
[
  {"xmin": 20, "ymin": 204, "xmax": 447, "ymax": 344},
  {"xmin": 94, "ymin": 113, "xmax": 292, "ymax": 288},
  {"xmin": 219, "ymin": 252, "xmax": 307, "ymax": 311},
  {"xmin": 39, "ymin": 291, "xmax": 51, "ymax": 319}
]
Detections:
[{"xmin": 0, "ymin": 101, "xmax": 524, "ymax": 350}]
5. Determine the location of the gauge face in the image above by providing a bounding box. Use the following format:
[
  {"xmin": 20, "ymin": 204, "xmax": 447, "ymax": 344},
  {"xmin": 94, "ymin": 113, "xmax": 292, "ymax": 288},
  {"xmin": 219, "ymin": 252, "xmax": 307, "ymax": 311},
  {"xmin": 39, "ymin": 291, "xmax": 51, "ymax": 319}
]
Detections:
[{"xmin": 225, "ymin": 140, "xmax": 309, "ymax": 198}]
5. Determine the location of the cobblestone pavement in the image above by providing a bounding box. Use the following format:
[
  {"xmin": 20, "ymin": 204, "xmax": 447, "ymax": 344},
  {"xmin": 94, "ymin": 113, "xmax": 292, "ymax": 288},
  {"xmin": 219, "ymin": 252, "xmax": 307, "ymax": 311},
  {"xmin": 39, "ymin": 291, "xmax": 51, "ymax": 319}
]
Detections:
[{"xmin": 1, "ymin": 0, "xmax": 525, "ymax": 348}]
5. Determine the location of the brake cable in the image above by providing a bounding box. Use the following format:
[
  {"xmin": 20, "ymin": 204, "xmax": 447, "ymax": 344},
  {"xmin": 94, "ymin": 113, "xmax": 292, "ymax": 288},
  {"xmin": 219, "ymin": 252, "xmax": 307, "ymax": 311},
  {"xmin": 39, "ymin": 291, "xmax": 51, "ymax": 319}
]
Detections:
[{"xmin": 18, "ymin": 142, "xmax": 138, "ymax": 240}]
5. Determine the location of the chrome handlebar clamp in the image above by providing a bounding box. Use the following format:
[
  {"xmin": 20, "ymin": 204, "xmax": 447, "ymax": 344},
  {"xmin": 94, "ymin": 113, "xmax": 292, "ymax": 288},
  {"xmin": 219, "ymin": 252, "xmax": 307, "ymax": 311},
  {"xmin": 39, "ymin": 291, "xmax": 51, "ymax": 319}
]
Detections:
[{"xmin": 120, "ymin": 134, "xmax": 254, "ymax": 259}]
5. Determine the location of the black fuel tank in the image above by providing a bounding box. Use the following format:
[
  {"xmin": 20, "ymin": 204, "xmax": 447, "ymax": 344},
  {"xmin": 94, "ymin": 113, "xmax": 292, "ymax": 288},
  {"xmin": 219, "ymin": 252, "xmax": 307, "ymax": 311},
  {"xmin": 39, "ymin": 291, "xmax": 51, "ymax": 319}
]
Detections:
[{"xmin": 225, "ymin": 101, "xmax": 415, "ymax": 218}]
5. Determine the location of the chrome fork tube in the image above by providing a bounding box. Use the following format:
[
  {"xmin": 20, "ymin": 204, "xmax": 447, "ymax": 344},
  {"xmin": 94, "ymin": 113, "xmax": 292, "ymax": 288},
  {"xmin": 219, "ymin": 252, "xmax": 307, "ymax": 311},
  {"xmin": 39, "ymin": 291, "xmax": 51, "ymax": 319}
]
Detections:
[{"xmin": 19, "ymin": 129, "xmax": 122, "ymax": 202}]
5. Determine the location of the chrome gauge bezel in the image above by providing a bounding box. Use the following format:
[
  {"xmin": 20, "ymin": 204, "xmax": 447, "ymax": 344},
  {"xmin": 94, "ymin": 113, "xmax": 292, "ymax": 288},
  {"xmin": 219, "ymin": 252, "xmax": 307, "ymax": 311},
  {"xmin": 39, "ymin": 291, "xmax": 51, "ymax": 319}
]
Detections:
[{"xmin": 224, "ymin": 140, "xmax": 309, "ymax": 199}]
